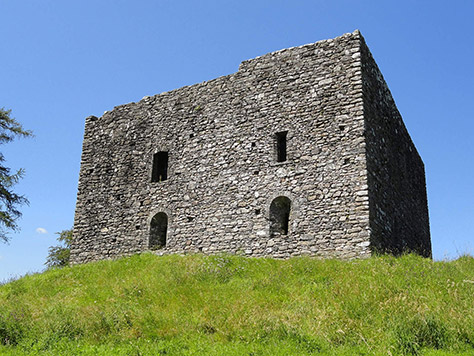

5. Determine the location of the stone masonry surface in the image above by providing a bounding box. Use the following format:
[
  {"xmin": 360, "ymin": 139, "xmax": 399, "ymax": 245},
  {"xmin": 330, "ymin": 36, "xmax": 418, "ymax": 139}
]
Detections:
[{"xmin": 71, "ymin": 30, "xmax": 431, "ymax": 264}]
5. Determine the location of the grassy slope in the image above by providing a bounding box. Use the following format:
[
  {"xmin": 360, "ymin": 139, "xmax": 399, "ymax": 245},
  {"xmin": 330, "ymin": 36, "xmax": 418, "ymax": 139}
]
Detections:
[{"xmin": 0, "ymin": 253, "xmax": 473, "ymax": 355}]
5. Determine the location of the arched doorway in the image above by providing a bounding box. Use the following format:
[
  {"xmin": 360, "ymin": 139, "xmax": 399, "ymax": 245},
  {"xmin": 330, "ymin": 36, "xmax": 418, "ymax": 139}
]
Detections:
[
  {"xmin": 149, "ymin": 212, "xmax": 168, "ymax": 248},
  {"xmin": 269, "ymin": 196, "xmax": 291, "ymax": 236}
]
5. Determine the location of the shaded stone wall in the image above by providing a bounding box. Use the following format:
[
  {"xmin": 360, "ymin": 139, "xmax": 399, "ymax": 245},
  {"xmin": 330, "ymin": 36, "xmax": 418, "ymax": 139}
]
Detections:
[
  {"xmin": 360, "ymin": 37, "xmax": 431, "ymax": 256},
  {"xmin": 71, "ymin": 31, "xmax": 372, "ymax": 264}
]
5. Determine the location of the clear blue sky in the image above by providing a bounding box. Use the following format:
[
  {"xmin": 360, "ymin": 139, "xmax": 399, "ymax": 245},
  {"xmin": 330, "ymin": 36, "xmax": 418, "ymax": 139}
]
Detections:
[{"xmin": 1, "ymin": 0, "xmax": 473, "ymax": 281}]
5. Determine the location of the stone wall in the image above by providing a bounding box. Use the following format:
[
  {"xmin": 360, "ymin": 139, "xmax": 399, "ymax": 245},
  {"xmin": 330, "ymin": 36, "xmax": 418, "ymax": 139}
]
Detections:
[
  {"xmin": 71, "ymin": 31, "xmax": 373, "ymax": 264},
  {"xmin": 71, "ymin": 30, "xmax": 431, "ymax": 264},
  {"xmin": 360, "ymin": 37, "xmax": 431, "ymax": 256}
]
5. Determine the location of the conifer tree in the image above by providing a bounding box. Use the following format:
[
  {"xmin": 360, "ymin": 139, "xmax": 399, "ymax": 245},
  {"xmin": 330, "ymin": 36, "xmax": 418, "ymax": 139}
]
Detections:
[{"xmin": 0, "ymin": 108, "xmax": 32, "ymax": 242}]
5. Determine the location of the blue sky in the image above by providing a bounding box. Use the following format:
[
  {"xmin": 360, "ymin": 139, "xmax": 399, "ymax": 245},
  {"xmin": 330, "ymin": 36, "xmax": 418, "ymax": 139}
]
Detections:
[{"xmin": 1, "ymin": 0, "xmax": 473, "ymax": 281}]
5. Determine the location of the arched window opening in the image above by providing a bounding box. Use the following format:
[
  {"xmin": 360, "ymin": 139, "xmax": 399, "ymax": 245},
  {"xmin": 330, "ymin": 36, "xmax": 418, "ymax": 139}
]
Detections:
[
  {"xmin": 269, "ymin": 196, "xmax": 291, "ymax": 236},
  {"xmin": 149, "ymin": 212, "xmax": 168, "ymax": 248}
]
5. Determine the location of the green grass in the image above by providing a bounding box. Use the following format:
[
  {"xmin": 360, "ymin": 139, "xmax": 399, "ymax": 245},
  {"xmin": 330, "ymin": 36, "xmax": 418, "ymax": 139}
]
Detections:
[{"xmin": 0, "ymin": 253, "xmax": 473, "ymax": 355}]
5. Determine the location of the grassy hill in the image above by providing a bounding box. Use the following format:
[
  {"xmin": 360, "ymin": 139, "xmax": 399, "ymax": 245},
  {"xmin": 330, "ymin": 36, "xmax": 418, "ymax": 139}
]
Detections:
[{"xmin": 0, "ymin": 253, "xmax": 473, "ymax": 355}]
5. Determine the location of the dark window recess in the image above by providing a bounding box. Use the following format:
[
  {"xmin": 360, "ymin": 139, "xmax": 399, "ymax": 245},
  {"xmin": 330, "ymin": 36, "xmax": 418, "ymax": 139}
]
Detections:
[
  {"xmin": 149, "ymin": 212, "xmax": 168, "ymax": 249},
  {"xmin": 151, "ymin": 152, "xmax": 168, "ymax": 182},
  {"xmin": 255, "ymin": 209, "xmax": 261, "ymax": 215},
  {"xmin": 275, "ymin": 131, "xmax": 288, "ymax": 162},
  {"xmin": 269, "ymin": 196, "xmax": 291, "ymax": 236}
]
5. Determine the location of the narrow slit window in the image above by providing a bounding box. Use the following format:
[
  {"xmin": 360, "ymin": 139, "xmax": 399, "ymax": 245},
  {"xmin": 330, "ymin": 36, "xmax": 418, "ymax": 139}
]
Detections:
[
  {"xmin": 151, "ymin": 151, "xmax": 168, "ymax": 182},
  {"xmin": 275, "ymin": 131, "xmax": 288, "ymax": 162}
]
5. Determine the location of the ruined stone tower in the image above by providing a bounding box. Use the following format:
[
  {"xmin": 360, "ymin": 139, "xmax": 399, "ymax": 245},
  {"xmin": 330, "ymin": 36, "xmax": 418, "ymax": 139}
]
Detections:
[{"xmin": 71, "ymin": 30, "xmax": 431, "ymax": 264}]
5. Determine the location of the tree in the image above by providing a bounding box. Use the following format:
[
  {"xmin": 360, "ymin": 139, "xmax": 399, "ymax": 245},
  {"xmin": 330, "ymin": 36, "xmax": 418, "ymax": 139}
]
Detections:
[
  {"xmin": 45, "ymin": 229, "xmax": 72, "ymax": 268},
  {"xmin": 0, "ymin": 108, "xmax": 32, "ymax": 242}
]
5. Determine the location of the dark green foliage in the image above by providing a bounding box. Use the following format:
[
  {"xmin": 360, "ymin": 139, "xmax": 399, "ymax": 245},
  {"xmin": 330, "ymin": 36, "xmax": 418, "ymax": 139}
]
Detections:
[
  {"xmin": 0, "ymin": 108, "xmax": 32, "ymax": 242},
  {"xmin": 0, "ymin": 310, "xmax": 26, "ymax": 346},
  {"xmin": 394, "ymin": 315, "xmax": 451, "ymax": 355},
  {"xmin": 45, "ymin": 229, "xmax": 72, "ymax": 268}
]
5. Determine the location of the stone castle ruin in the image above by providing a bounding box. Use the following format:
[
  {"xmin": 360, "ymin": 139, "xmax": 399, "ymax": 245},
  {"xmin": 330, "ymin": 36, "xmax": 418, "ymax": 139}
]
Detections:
[{"xmin": 71, "ymin": 30, "xmax": 431, "ymax": 264}]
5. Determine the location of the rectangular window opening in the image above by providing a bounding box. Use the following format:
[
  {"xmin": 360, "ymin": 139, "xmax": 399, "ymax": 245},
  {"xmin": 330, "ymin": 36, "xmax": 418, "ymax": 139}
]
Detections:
[
  {"xmin": 275, "ymin": 131, "xmax": 288, "ymax": 162},
  {"xmin": 151, "ymin": 151, "xmax": 169, "ymax": 182}
]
